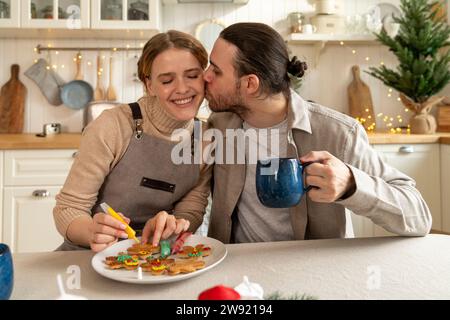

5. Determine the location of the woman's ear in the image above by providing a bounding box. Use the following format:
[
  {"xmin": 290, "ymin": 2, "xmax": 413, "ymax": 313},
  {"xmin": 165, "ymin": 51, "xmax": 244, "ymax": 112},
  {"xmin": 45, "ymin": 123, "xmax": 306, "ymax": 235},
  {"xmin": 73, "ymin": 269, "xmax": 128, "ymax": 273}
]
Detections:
[
  {"xmin": 145, "ymin": 78, "xmax": 156, "ymax": 97},
  {"xmin": 241, "ymin": 74, "xmax": 260, "ymax": 95}
]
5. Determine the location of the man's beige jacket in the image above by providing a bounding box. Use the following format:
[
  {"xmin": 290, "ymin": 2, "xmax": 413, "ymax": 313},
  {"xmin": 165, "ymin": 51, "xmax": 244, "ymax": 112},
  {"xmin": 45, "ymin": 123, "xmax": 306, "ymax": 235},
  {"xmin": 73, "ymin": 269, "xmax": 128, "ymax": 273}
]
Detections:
[{"xmin": 207, "ymin": 90, "xmax": 432, "ymax": 243}]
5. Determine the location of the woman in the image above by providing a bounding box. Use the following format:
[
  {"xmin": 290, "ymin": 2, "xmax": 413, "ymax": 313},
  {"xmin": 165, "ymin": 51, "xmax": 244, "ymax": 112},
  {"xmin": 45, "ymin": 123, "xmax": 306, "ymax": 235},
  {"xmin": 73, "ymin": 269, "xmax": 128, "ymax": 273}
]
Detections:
[{"xmin": 53, "ymin": 30, "xmax": 211, "ymax": 252}]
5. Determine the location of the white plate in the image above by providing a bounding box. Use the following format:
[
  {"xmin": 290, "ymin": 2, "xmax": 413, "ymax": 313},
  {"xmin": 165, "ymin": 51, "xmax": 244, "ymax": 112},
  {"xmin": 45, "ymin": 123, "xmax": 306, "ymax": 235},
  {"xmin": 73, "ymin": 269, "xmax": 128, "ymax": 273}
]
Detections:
[{"xmin": 91, "ymin": 235, "xmax": 227, "ymax": 284}]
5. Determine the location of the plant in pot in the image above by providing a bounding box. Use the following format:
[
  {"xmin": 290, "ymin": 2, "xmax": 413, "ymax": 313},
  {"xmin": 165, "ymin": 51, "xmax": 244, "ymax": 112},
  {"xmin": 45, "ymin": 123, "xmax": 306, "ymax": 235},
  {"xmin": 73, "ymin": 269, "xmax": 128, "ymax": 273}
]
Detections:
[{"xmin": 367, "ymin": 0, "xmax": 450, "ymax": 134}]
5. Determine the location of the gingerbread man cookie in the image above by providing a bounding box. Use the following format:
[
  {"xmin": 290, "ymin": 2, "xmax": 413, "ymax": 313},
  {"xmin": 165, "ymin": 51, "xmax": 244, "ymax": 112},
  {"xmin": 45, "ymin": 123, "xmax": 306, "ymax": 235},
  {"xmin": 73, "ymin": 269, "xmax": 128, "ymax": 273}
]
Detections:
[
  {"xmin": 177, "ymin": 244, "xmax": 211, "ymax": 259},
  {"xmin": 127, "ymin": 243, "xmax": 160, "ymax": 259},
  {"xmin": 168, "ymin": 259, "xmax": 206, "ymax": 275},
  {"xmin": 141, "ymin": 257, "xmax": 175, "ymax": 276},
  {"xmin": 104, "ymin": 253, "xmax": 140, "ymax": 270}
]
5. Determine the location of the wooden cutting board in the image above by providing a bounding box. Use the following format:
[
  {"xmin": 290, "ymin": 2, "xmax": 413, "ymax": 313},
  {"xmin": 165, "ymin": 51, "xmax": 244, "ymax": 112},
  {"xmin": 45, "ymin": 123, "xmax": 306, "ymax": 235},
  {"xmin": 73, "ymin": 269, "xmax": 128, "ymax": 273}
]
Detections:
[
  {"xmin": 348, "ymin": 65, "xmax": 375, "ymax": 130},
  {"xmin": 0, "ymin": 64, "xmax": 27, "ymax": 133},
  {"xmin": 438, "ymin": 105, "xmax": 450, "ymax": 132}
]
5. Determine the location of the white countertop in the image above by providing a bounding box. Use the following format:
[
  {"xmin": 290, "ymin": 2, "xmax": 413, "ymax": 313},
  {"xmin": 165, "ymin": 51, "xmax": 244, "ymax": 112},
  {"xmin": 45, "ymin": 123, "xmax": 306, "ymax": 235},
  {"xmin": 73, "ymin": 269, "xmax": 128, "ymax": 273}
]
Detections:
[{"xmin": 10, "ymin": 234, "xmax": 450, "ymax": 300}]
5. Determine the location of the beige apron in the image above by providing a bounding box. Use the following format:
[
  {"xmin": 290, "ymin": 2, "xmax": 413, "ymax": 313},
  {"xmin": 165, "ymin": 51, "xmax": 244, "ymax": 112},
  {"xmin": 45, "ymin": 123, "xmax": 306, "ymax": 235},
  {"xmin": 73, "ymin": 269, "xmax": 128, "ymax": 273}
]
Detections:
[{"xmin": 57, "ymin": 102, "xmax": 200, "ymax": 250}]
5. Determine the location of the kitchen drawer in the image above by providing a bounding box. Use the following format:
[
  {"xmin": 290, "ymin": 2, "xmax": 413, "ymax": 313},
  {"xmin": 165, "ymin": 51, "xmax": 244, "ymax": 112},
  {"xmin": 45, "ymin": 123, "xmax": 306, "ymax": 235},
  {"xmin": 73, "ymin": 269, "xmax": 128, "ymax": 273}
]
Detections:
[{"xmin": 4, "ymin": 149, "xmax": 77, "ymax": 186}]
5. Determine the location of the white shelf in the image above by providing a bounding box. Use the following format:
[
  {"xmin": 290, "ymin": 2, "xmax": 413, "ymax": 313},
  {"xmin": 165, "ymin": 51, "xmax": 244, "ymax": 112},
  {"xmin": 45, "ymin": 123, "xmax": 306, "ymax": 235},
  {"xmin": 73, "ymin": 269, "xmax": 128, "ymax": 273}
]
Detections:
[
  {"xmin": 287, "ymin": 33, "xmax": 378, "ymax": 45},
  {"xmin": 0, "ymin": 28, "xmax": 157, "ymax": 40},
  {"xmin": 287, "ymin": 33, "xmax": 380, "ymax": 68}
]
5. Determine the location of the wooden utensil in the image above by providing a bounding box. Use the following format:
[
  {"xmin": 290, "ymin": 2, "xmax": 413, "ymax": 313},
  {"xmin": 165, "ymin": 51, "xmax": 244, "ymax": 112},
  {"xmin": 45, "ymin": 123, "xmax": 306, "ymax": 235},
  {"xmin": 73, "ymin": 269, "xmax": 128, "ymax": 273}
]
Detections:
[
  {"xmin": 0, "ymin": 64, "xmax": 27, "ymax": 133},
  {"xmin": 438, "ymin": 105, "xmax": 450, "ymax": 132},
  {"xmin": 74, "ymin": 51, "xmax": 83, "ymax": 80},
  {"xmin": 347, "ymin": 65, "xmax": 375, "ymax": 130},
  {"xmin": 94, "ymin": 54, "xmax": 104, "ymax": 101},
  {"xmin": 106, "ymin": 56, "xmax": 117, "ymax": 101}
]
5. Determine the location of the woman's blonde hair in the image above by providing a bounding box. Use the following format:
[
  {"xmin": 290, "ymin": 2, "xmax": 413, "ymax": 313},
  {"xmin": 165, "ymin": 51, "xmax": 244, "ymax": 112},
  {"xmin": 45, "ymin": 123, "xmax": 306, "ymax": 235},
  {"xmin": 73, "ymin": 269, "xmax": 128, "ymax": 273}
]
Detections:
[{"xmin": 138, "ymin": 30, "xmax": 208, "ymax": 83}]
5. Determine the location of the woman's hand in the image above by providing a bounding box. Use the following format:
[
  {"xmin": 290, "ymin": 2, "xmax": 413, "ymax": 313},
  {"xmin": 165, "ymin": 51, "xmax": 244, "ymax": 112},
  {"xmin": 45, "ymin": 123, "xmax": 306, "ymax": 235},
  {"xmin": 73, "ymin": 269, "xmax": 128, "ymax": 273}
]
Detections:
[
  {"xmin": 141, "ymin": 211, "xmax": 190, "ymax": 246},
  {"xmin": 89, "ymin": 212, "xmax": 131, "ymax": 252}
]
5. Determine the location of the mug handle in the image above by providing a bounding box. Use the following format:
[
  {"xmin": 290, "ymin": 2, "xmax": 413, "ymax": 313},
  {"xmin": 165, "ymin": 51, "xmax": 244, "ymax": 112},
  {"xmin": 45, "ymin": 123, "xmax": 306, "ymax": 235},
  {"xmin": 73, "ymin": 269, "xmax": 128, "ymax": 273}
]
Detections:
[{"xmin": 300, "ymin": 161, "xmax": 320, "ymax": 192}]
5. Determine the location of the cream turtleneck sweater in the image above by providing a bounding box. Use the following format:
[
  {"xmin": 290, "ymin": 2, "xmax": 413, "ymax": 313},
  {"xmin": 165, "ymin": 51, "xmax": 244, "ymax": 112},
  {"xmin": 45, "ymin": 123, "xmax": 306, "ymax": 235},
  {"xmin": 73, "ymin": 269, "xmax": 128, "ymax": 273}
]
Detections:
[{"xmin": 53, "ymin": 96, "xmax": 212, "ymax": 240}]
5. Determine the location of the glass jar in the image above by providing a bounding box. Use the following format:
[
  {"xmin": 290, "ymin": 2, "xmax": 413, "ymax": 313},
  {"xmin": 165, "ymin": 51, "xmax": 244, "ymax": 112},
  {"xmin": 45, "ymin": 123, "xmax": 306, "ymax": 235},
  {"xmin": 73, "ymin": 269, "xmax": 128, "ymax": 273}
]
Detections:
[{"xmin": 288, "ymin": 12, "xmax": 304, "ymax": 34}]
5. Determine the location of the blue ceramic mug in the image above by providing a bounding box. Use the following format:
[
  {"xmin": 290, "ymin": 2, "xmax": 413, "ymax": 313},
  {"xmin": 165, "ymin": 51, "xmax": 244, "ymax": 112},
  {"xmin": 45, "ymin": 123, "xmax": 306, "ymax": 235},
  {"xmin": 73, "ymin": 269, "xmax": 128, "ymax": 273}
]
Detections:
[
  {"xmin": 256, "ymin": 158, "xmax": 314, "ymax": 208},
  {"xmin": 0, "ymin": 243, "xmax": 14, "ymax": 300}
]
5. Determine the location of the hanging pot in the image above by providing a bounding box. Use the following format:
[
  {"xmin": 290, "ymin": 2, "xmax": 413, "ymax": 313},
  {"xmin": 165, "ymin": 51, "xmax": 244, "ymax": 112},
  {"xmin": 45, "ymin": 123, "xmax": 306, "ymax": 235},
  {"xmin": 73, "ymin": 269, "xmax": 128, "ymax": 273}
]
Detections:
[{"xmin": 60, "ymin": 80, "xmax": 93, "ymax": 110}]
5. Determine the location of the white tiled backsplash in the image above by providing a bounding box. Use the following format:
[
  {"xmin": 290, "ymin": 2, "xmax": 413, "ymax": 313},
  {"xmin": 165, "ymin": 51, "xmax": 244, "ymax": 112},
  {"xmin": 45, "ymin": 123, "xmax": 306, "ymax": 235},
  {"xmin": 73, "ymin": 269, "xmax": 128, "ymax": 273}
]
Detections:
[{"xmin": 1, "ymin": 0, "xmax": 449, "ymax": 133}]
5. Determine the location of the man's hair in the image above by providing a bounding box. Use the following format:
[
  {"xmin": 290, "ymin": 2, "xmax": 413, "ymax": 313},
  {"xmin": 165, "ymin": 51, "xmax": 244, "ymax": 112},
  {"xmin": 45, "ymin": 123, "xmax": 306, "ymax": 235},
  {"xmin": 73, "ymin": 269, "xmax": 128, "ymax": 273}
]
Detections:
[{"xmin": 219, "ymin": 22, "xmax": 307, "ymax": 99}]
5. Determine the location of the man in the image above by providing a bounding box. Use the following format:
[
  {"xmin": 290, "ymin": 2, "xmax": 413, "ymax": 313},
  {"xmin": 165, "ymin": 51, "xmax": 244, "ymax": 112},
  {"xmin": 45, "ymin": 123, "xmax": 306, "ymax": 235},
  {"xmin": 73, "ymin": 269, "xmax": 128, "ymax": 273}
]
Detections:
[{"xmin": 203, "ymin": 22, "xmax": 432, "ymax": 243}]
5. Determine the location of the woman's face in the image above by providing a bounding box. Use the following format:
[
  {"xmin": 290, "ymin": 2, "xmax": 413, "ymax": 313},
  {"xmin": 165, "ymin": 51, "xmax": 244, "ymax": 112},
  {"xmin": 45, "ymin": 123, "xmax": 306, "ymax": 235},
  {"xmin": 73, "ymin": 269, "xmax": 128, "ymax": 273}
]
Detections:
[{"xmin": 146, "ymin": 48, "xmax": 205, "ymax": 122}]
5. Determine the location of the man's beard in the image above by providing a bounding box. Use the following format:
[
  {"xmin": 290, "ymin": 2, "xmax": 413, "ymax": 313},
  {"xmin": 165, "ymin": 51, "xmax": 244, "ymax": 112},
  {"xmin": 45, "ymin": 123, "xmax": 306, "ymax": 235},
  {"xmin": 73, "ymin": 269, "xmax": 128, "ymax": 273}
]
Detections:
[{"xmin": 206, "ymin": 87, "xmax": 249, "ymax": 118}]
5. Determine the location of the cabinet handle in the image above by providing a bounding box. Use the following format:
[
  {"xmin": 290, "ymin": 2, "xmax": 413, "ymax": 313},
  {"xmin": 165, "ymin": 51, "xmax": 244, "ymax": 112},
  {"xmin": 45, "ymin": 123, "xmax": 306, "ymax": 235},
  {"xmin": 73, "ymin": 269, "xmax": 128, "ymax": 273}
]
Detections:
[
  {"xmin": 72, "ymin": 151, "xmax": 79, "ymax": 158},
  {"xmin": 399, "ymin": 146, "xmax": 414, "ymax": 153},
  {"xmin": 32, "ymin": 190, "xmax": 50, "ymax": 198}
]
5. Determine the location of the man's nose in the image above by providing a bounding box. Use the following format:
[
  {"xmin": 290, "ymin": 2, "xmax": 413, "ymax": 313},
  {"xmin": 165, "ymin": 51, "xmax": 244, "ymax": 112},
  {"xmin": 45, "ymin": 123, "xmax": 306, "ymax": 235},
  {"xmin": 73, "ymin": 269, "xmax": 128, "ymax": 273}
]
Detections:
[{"xmin": 203, "ymin": 68, "xmax": 212, "ymax": 83}]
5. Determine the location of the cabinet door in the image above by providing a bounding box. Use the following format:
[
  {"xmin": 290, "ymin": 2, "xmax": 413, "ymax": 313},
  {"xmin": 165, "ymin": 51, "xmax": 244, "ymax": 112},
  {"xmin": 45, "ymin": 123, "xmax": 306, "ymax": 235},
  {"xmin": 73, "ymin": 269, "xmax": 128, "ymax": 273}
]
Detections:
[
  {"xmin": 3, "ymin": 186, "xmax": 64, "ymax": 253},
  {"xmin": 91, "ymin": 0, "xmax": 160, "ymax": 30},
  {"xmin": 0, "ymin": 0, "xmax": 20, "ymax": 27},
  {"xmin": 4, "ymin": 149, "xmax": 76, "ymax": 186},
  {"xmin": 20, "ymin": 0, "xmax": 89, "ymax": 29},
  {"xmin": 441, "ymin": 144, "xmax": 450, "ymax": 233},
  {"xmin": 373, "ymin": 143, "xmax": 441, "ymax": 233}
]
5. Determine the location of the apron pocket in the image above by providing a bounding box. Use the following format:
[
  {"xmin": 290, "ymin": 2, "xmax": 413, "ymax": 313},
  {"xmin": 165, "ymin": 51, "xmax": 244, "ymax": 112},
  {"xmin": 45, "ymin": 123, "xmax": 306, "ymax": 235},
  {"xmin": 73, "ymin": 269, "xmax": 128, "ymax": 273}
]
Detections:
[{"xmin": 140, "ymin": 177, "xmax": 176, "ymax": 193}]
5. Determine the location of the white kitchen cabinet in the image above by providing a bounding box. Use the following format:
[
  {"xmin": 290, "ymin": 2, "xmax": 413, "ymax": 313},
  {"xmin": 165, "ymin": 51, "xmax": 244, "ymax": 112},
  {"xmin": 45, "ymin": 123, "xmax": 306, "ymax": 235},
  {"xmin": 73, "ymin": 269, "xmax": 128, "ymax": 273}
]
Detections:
[
  {"xmin": 2, "ymin": 149, "xmax": 76, "ymax": 253},
  {"xmin": 91, "ymin": 0, "xmax": 161, "ymax": 30},
  {"xmin": 351, "ymin": 143, "xmax": 441, "ymax": 237},
  {"xmin": 0, "ymin": 0, "xmax": 20, "ymax": 27},
  {"xmin": 2, "ymin": 186, "xmax": 63, "ymax": 253},
  {"xmin": 441, "ymin": 144, "xmax": 450, "ymax": 233},
  {"xmin": 20, "ymin": 0, "xmax": 90, "ymax": 29}
]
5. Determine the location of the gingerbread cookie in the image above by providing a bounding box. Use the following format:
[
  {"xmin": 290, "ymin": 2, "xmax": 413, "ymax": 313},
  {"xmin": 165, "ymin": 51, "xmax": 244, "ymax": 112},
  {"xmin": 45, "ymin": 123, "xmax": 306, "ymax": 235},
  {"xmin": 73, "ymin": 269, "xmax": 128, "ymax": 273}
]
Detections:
[
  {"xmin": 168, "ymin": 259, "xmax": 206, "ymax": 275},
  {"xmin": 177, "ymin": 244, "xmax": 211, "ymax": 259},
  {"xmin": 141, "ymin": 257, "xmax": 175, "ymax": 276},
  {"xmin": 127, "ymin": 243, "xmax": 160, "ymax": 259},
  {"xmin": 104, "ymin": 253, "xmax": 140, "ymax": 270}
]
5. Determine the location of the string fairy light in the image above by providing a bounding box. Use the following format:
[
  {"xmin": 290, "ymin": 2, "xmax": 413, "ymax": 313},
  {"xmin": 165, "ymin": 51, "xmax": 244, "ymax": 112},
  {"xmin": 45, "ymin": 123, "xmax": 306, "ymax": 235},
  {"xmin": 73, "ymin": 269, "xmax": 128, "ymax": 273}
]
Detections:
[{"xmin": 337, "ymin": 41, "xmax": 410, "ymax": 134}]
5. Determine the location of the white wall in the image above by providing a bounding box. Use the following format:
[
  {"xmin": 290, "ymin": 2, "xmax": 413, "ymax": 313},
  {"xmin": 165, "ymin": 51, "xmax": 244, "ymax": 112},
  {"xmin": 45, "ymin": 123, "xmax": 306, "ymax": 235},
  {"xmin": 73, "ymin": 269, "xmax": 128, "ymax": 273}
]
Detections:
[{"xmin": 0, "ymin": 0, "xmax": 449, "ymax": 133}]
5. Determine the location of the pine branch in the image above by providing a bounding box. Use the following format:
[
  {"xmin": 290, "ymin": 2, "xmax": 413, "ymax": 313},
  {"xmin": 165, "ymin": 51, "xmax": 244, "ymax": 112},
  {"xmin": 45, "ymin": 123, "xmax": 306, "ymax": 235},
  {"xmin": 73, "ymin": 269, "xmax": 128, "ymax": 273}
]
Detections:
[
  {"xmin": 264, "ymin": 291, "xmax": 318, "ymax": 300},
  {"xmin": 366, "ymin": 0, "xmax": 450, "ymax": 103}
]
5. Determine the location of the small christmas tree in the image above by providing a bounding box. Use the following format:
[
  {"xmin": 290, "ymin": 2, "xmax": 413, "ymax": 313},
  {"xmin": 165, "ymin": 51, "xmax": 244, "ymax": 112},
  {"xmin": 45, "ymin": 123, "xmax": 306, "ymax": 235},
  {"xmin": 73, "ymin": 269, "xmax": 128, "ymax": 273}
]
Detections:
[{"xmin": 367, "ymin": 0, "xmax": 450, "ymax": 133}]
